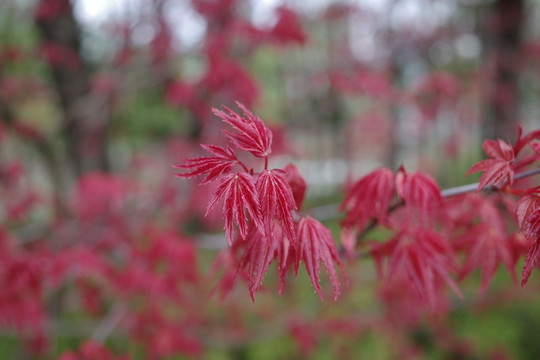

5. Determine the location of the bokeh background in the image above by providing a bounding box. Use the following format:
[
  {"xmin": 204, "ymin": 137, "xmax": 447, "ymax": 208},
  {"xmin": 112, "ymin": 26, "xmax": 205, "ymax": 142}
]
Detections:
[{"xmin": 1, "ymin": 0, "xmax": 540, "ymax": 359}]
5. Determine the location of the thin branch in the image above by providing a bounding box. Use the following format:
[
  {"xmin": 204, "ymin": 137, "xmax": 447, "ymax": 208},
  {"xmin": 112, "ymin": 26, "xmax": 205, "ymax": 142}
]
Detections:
[
  {"xmin": 193, "ymin": 167, "xmax": 540, "ymax": 252},
  {"xmin": 441, "ymin": 167, "xmax": 540, "ymax": 197},
  {"xmin": 346, "ymin": 167, "xmax": 540, "ymax": 258},
  {"xmin": 90, "ymin": 302, "xmax": 128, "ymax": 344}
]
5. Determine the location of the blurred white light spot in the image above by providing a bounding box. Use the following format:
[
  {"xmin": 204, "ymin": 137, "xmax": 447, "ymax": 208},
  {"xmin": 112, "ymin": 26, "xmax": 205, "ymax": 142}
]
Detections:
[
  {"xmin": 132, "ymin": 23, "xmax": 155, "ymax": 46},
  {"xmin": 455, "ymin": 33, "xmax": 481, "ymax": 59},
  {"xmin": 164, "ymin": 1, "xmax": 207, "ymax": 50}
]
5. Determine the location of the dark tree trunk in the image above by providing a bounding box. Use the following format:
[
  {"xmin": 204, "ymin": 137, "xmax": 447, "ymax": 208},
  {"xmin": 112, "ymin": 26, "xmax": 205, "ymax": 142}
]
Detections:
[
  {"xmin": 482, "ymin": 0, "xmax": 525, "ymax": 142},
  {"xmin": 35, "ymin": 0, "xmax": 109, "ymax": 175}
]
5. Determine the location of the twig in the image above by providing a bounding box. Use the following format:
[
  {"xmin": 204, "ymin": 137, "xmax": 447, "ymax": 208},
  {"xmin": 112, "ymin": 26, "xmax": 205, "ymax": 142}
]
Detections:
[
  {"xmin": 193, "ymin": 167, "xmax": 540, "ymax": 252},
  {"xmin": 441, "ymin": 167, "xmax": 540, "ymax": 197},
  {"xmin": 90, "ymin": 302, "xmax": 128, "ymax": 344}
]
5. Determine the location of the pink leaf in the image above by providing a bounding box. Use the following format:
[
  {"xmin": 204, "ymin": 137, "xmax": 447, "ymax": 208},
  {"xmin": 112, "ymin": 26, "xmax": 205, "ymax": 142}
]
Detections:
[
  {"xmin": 341, "ymin": 167, "xmax": 395, "ymax": 230},
  {"xmin": 174, "ymin": 144, "xmax": 238, "ymax": 184},
  {"xmin": 269, "ymin": 7, "xmax": 308, "ymax": 46},
  {"xmin": 296, "ymin": 216, "xmax": 345, "ymax": 301},
  {"xmin": 240, "ymin": 226, "xmax": 278, "ymax": 301},
  {"xmin": 388, "ymin": 229, "xmax": 461, "ymax": 306},
  {"xmin": 283, "ymin": 163, "xmax": 307, "ymax": 210},
  {"xmin": 239, "ymin": 222, "xmax": 291, "ymax": 300},
  {"xmin": 521, "ymin": 209, "xmax": 540, "ymax": 287},
  {"xmin": 212, "ymin": 102, "xmax": 273, "ymax": 158},
  {"xmin": 466, "ymin": 139, "xmax": 515, "ymax": 190},
  {"xmin": 456, "ymin": 225, "xmax": 515, "ymax": 293},
  {"xmin": 452, "ymin": 196, "xmax": 516, "ymax": 292},
  {"xmin": 396, "ymin": 167, "xmax": 444, "ymax": 227},
  {"xmin": 522, "ymin": 236, "xmax": 540, "ymax": 287},
  {"xmin": 257, "ymin": 169, "xmax": 297, "ymax": 245},
  {"xmin": 530, "ymin": 141, "xmax": 540, "ymax": 155},
  {"xmin": 515, "ymin": 195, "xmax": 540, "ymax": 232},
  {"xmin": 206, "ymin": 172, "xmax": 263, "ymax": 245}
]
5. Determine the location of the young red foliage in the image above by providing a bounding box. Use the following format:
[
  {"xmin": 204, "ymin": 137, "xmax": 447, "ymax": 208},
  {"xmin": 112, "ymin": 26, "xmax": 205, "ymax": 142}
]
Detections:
[
  {"xmin": 165, "ymin": 80, "xmax": 195, "ymax": 107},
  {"xmin": 396, "ymin": 167, "xmax": 444, "ymax": 227},
  {"xmin": 295, "ymin": 215, "xmax": 345, "ymax": 301},
  {"xmin": 283, "ymin": 163, "xmax": 307, "ymax": 210},
  {"xmin": 269, "ymin": 7, "xmax": 308, "ymax": 46},
  {"xmin": 73, "ymin": 173, "xmax": 127, "ymax": 223},
  {"xmin": 466, "ymin": 139, "xmax": 515, "ymax": 190},
  {"xmin": 257, "ymin": 169, "xmax": 297, "ymax": 245},
  {"xmin": 531, "ymin": 142, "xmax": 540, "ymax": 155},
  {"xmin": 239, "ymin": 223, "xmax": 291, "ymax": 300},
  {"xmin": 515, "ymin": 194, "xmax": 540, "ymax": 232},
  {"xmin": 521, "ymin": 208, "xmax": 540, "ymax": 286},
  {"xmin": 378, "ymin": 274, "xmax": 453, "ymax": 329},
  {"xmin": 201, "ymin": 59, "xmax": 260, "ymax": 108},
  {"xmin": 513, "ymin": 193, "xmax": 540, "ymax": 286},
  {"xmin": 387, "ymin": 229, "xmax": 462, "ymax": 306},
  {"xmin": 207, "ymin": 248, "xmax": 247, "ymax": 302},
  {"xmin": 241, "ymin": 226, "xmax": 277, "ymax": 300},
  {"xmin": 174, "ymin": 144, "xmax": 239, "ymax": 184},
  {"xmin": 453, "ymin": 198, "xmax": 515, "ymax": 292},
  {"xmin": 513, "ymin": 127, "xmax": 540, "ymax": 155},
  {"xmin": 341, "ymin": 167, "xmax": 395, "ymax": 231},
  {"xmin": 130, "ymin": 308, "xmax": 202, "ymax": 359},
  {"xmin": 206, "ymin": 172, "xmax": 263, "ymax": 245},
  {"xmin": 213, "ymin": 102, "xmax": 273, "ymax": 158},
  {"xmin": 456, "ymin": 225, "xmax": 515, "ymax": 293},
  {"xmin": 449, "ymin": 193, "xmax": 517, "ymax": 293}
]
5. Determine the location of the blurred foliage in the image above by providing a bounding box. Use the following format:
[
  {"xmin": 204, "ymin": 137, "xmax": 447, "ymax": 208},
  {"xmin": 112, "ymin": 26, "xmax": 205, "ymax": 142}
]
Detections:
[{"xmin": 1, "ymin": 0, "xmax": 540, "ymax": 359}]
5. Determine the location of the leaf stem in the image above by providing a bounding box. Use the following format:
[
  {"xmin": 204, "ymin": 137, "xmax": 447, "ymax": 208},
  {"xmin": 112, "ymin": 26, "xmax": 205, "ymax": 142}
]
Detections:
[{"xmin": 238, "ymin": 161, "xmax": 250, "ymax": 173}]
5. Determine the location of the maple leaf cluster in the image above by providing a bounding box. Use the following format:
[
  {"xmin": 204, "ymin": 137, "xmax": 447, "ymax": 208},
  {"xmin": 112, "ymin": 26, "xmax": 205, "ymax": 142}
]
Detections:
[
  {"xmin": 342, "ymin": 166, "xmax": 460, "ymax": 306},
  {"xmin": 467, "ymin": 129, "xmax": 540, "ymax": 287},
  {"xmin": 176, "ymin": 101, "xmax": 540, "ymax": 310},
  {"xmin": 340, "ymin": 128, "xmax": 540, "ymax": 310},
  {"xmin": 176, "ymin": 102, "xmax": 345, "ymax": 301}
]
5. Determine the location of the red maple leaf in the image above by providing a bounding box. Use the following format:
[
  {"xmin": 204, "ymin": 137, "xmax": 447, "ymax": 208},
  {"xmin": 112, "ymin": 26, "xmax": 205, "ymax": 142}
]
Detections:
[
  {"xmin": 73, "ymin": 173, "xmax": 127, "ymax": 223},
  {"xmin": 396, "ymin": 167, "xmax": 444, "ymax": 227},
  {"xmin": 531, "ymin": 141, "xmax": 540, "ymax": 155},
  {"xmin": 455, "ymin": 225, "xmax": 515, "ymax": 293},
  {"xmin": 449, "ymin": 194, "xmax": 515, "ymax": 292},
  {"xmin": 241, "ymin": 225, "xmax": 278, "ymax": 300},
  {"xmin": 466, "ymin": 139, "xmax": 515, "ymax": 190},
  {"xmin": 512, "ymin": 193, "xmax": 540, "ymax": 287},
  {"xmin": 341, "ymin": 167, "xmax": 395, "ymax": 231},
  {"xmin": 283, "ymin": 163, "xmax": 307, "ymax": 210},
  {"xmin": 165, "ymin": 80, "xmax": 195, "ymax": 107},
  {"xmin": 296, "ymin": 215, "xmax": 345, "ymax": 301},
  {"xmin": 206, "ymin": 172, "xmax": 263, "ymax": 245},
  {"xmin": 239, "ymin": 222, "xmax": 292, "ymax": 300},
  {"xmin": 207, "ymin": 248, "xmax": 247, "ymax": 302},
  {"xmin": 257, "ymin": 169, "xmax": 297, "ymax": 245},
  {"xmin": 515, "ymin": 194, "xmax": 540, "ymax": 232},
  {"xmin": 522, "ymin": 208, "xmax": 540, "ymax": 286},
  {"xmin": 388, "ymin": 229, "xmax": 461, "ymax": 306},
  {"xmin": 174, "ymin": 144, "xmax": 238, "ymax": 184},
  {"xmin": 269, "ymin": 7, "xmax": 308, "ymax": 46},
  {"xmin": 201, "ymin": 59, "xmax": 260, "ymax": 107},
  {"xmin": 212, "ymin": 102, "xmax": 273, "ymax": 158}
]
